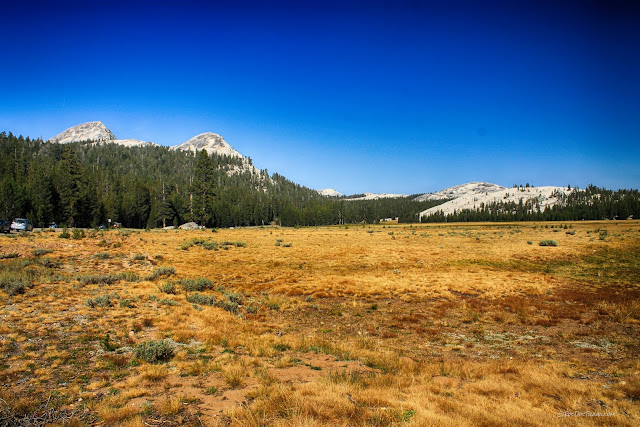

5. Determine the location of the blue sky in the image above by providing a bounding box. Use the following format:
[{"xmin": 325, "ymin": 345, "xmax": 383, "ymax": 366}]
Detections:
[{"xmin": 1, "ymin": 0, "xmax": 639, "ymax": 195}]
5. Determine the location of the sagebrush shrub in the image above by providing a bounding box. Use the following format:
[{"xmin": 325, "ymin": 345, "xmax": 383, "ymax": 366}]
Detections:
[
  {"xmin": 85, "ymin": 293, "xmax": 118, "ymax": 308},
  {"xmin": 33, "ymin": 248, "xmax": 53, "ymax": 256},
  {"xmin": 1, "ymin": 277, "xmax": 29, "ymax": 296},
  {"xmin": 146, "ymin": 266, "xmax": 176, "ymax": 280},
  {"xmin": 179, "ymin": 277, "xmax": 214, "ymax": 292},
  {"xmin": 158, "ymin": 281, "xmax": 177, "ymax": 294},
  {"xmin": 135, "ymin": 340, "xmax": 174, "ymax": 363},
  {"xmin": 186, "ymin": 293, "xmax": 216, "ymax": 306}
]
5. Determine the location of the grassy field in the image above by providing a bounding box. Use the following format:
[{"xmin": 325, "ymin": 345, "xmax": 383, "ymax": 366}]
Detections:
[{"xmin": 0, "ymin": 221, "xmax": 639, "ymax": 426}]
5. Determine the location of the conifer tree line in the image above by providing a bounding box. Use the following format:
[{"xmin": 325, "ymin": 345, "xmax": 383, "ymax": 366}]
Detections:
[
  {"xmin": 421, "ymin": 186, "xmax": 640, "ymax": 222},
  {"xmin": 0, "ymin": 132, "xmax": 442, "ymax": 228},
  {"xmin": 4, "ymin": 132, "xmax": 637, "ymax": 228}
]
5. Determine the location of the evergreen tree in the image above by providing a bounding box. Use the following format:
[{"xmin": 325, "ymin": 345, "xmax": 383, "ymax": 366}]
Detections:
[
  {"xmin": 191, "ymin": 150, "xmax": 216, "ymax": 226},
  {"xmin": 57, "ymin": 146, "xmax": 84, "ymax": 227}
]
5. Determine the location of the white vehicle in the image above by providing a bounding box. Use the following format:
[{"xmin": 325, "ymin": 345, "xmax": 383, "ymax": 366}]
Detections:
[{"xmin": 11, "ymin": 218, "xmax": 33, "ymax": 232}]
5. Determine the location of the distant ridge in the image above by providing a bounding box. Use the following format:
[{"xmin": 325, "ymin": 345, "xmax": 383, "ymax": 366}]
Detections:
[
  {"xmin": 48, "ymin": 122, "xmax": 263, "ymax": 177},
  {"xmin": 417, "ymin": 182, "xmax": 572, "ymax": 219},
  {"xmin": 46, "ymin": 122, "xmax": 578, "ymax": 213}
]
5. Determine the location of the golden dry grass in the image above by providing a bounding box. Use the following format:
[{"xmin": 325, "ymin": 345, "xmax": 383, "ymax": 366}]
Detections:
[{"xmin": 0, "ymin": 221, "xmax": 639, "ymax": 425}]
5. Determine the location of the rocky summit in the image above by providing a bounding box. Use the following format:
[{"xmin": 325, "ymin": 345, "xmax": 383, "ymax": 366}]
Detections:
[
  {"xmin": 48, "ymin": 121, "xmax": 116, "ymax": 144},
  {"xmin": 48, "ymin": 121, "xmax": 156, "ymax": 147},
  {"xmin": 170, "ymin": 132, "xmax": 243, "ymax": 158}
]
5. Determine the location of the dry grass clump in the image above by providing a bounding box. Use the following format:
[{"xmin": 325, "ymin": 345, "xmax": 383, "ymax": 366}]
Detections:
[
  {"xmin": 156, "ymin": 395, "xmax": 184, "ymax": 417},
  {"xmin": 223, "ymin": 361, "xmax": 247, "ymax": 388},
  {"xmin": 95, "ymin": 402, "xmax": 139, "ymax": 425},
  {"xmin": 138, "ymin": 364, "xmax": 169, "ymax": 382}
]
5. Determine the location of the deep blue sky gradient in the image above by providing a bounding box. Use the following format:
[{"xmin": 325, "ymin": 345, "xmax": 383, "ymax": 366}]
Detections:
[{"xmin": 1, "ymin": 0, "xmax": 638, "ymax": 194}]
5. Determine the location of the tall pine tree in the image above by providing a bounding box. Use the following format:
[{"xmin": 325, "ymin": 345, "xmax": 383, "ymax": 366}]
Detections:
[
  {"xmin": 57, "ymin": 146, "xmax": 84, "ymax": 227},
  {"xmin": 192, "ymin": 150, "xmax": 216, "ymax": 226}
]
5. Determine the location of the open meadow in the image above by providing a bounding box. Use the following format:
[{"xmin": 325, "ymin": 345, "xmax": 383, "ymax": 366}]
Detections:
[{"xmin": 1, "ymin": 221, "xmax": 639, "ymax": 426}]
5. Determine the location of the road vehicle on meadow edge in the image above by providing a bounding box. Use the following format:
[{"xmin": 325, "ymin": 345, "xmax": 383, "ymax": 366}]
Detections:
[
  {"xmin": 11, "ymin": 218, "xmax": 33, "ymax": 232},
  {"xmin": 0, "ymin": 219, "xmax": 10, "ymax": 233}
]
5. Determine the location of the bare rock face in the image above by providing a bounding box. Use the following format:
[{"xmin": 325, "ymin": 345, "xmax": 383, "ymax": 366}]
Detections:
[
  {"xmin": 171, "ymin": 132, "xmax": 268, "ymax": 180},
  {"xmin": 179, "ymin": 222, "xmax": 201, "ymax": 230},
  {"xmin": 48, "ymin": 122, "xmax": 157, "ymax": 147},
  {"xmin": 49, "ymin": 121, "xmax": 116, "ymax": 144},
  {"xmin": 317, "ymin": 189, "xmax": 343, "ymax": 197},
  {"xmin": 346, "ymin": 192, "xmax": 408, "ymax": 201},
  {"xmin": 171, "ymin": 133, "xmax": 243, "ymax": 158},
  {"xmin": 111, "ymin": 139, "xmax": 157, "ymax": 147},
  {"xmin": 417, "ymin": 183, "xmax": 572, "ymax": 218},
  {"xmin": 414, "ymin": 182, "xmax": 506, "ymax": 202}
]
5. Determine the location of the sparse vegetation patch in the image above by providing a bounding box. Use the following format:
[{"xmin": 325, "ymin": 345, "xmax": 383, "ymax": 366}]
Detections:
[{"xmin": 135, "ymin": 339, "xmax": 174, "ymax": 363}]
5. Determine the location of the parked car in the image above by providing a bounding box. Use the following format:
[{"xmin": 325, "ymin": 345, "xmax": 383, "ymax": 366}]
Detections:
[
  {"xmin": 11, "ymin": 218, "xmax": 33, "ymax": 232},
  {"xmin": 0, "ymin": 219, "xmax": 10, "ymax": 233},
  {"xmin": 48, "ymin": 222, "xmax": 58, "ymax": 229}
]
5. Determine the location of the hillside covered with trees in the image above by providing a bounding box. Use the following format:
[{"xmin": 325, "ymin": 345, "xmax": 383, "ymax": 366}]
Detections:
[
  {"xmin": 421, "ymin": 185, "xmax": 640, "ymax": 222},
  {"xmin": 3, "ymin": 132, "xmax": 638, "ymax": 228},
  {"xmin": 0, "ymin": 132, "xmax": 443, "ymax": 228}
]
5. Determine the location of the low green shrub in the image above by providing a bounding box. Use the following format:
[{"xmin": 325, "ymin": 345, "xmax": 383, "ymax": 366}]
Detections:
[
  {"xmin": 135, "ymin": 339, "xmax": 174, "ymax": 363},
  {"xmin": 224, "ymin": 291, "xmax": 243, "ymax": 304},
  {"xmin": 146, "ymin": 266, "xmax": 176, "ymax": 280},
  {"xmin": 218, "ymin": 300, "xmax": 239, "ymax": 314},
  {"xmin": 203, "ymin": 241, "xmax": 218, "ymax": 250},
  {"xmin": 119, "ymin": 298, "xmax": 135, "ymax": 308},
  {"xmin": 33, "ymin": 248, "xmax": 53, "ymax": 256},
  {"xmin": 118, "ymin": 271, "xmax": 140, "ymax": 282},
  {"xmin": 181, "ymin": 238, "xmax": 221, "ymax": 250},
  {"xmin": 181, "ymin": 238, "xmax": 204, "ymax": 250},
  {"xmin": 0, "ymin": 253, "xmax": 19, "ymax": 259},
  {"xmin": 186, "ymin": 293, "xmax": 217, "ymax": 306},
  {"xmin": 158, "ymin": 282, "xmax": 177, "ymax": 294},
  {"xmin": 78, "ymin": 274, "xmax": 120, "ymax": 286},
  {"xmin": 85, "ymin": 293, "xmax": 118, "ymax": 308},
  {"xmin": 102, "ymin": 334, "xmax": 118, "ymax": 352},
  {"xmin": 221, "ymin": 241, "xmax": 246, "ymax": 248},
  {"xmin": 0, "ymin": 276, "xmax": 29, "ymax": 296},
  {"xmin": 179, "ymin": 277, "xmax": 214, "ymax": 292},
  {"xmin": 539, "ymin": 240, "xmax": 559, "ymax": 247}
]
